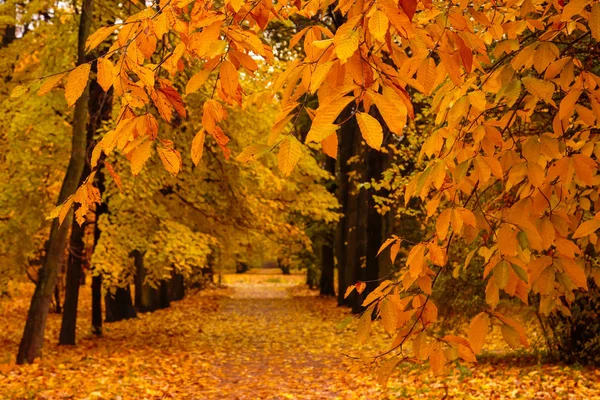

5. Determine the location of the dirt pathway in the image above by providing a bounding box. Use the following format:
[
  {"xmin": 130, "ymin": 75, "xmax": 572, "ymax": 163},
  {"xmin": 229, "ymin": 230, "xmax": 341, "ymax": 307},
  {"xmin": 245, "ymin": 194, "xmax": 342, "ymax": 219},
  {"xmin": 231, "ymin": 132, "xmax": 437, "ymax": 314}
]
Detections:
[
  {"xmin": 188, "ymin": 272, "xmax": 382, "ymax": 399},
  {"xmin": 0, "ymin": 274, "xmax": 383, "ymax": 400}
]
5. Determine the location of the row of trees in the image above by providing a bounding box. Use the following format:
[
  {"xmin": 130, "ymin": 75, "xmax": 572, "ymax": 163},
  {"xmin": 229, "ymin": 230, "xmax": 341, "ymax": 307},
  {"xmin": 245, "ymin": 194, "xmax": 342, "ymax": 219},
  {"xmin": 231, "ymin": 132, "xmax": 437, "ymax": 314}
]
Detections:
[{"xmin": 0, "ymin": 0, "xmax": 340, "ymax": 364}]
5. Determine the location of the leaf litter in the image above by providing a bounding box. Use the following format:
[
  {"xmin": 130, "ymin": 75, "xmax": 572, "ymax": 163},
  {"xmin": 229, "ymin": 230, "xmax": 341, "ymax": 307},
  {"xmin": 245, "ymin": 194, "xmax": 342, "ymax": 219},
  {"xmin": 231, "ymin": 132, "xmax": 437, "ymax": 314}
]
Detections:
[{"xmin": 0, "ymin": 274, "xmax": 599, "ymax": 399}]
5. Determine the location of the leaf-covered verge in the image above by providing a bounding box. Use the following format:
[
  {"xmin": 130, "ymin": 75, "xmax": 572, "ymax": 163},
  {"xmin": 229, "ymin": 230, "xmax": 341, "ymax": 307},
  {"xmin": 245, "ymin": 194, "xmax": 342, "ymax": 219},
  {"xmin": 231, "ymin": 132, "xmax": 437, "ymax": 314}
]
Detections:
[{"xmin": 1, "ymin": 275, "xmax": 599, "ymax": 399}]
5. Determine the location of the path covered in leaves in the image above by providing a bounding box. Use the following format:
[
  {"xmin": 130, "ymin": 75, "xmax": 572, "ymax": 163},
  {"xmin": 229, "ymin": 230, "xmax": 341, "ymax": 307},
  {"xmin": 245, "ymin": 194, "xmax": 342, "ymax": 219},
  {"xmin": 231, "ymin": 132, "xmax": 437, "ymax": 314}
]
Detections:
[
  {"xmin": 2, "ymin": 272, "xmax": 600, "ymax": 399},
  {"xmin": 0, "ymin": 273, "xmax": 382, "ymax": 399}
]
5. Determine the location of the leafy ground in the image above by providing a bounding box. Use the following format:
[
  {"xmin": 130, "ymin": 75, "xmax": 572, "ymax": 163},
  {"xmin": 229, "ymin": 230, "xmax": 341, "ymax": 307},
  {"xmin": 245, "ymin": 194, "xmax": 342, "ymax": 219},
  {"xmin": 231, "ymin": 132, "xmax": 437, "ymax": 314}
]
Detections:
[{"xmin": 1, "ymin": 272, "xmax": 599, "ymax": 399}]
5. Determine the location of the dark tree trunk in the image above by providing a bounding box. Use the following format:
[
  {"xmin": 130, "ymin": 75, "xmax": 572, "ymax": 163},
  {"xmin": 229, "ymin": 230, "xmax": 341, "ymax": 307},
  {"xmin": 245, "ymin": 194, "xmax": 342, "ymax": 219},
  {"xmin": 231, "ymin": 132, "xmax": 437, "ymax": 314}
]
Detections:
[
  {"xmin": 160, "ymin": 281, "xmax": 171, "ymax": 308},
  {"xmin": 91, "ymin": 275, "xmax": 102, "ymax": 335},
  {"xmin": 58, "ymin": 217, "xmax": 85, "ymax": 345},
  {"xmin": 87, "ymin": 41, "xmax": 113, "ymax": 336},
  {"xmin": 320, "ymin": 157, "xmax": 336, "ymax": 296},
  {"xmin": 105, "ymin": 285, "xmax": 137, "ymax": 322},
  {"xmin": 91, "ymin": 169, "xmax": 106, "ymax": 336},
  {"xmin": 335, "ymin": 107, "xmax": 390, "ymax": 312},
  {"xmin": 336, "ymin": 107, "xmax": 356, "ymax": 307},
  {"xmin": 17, "ymin": 0, "xmax": 94, "ymax": 364},
  {"xmin": 134, "ymin": 252, "xmax": 173, "ymax": 312},
  {"xmin": 167, "ymin": 272, "xmax": 185, "ymax": 302},
  {"xmin": 320, "ymin": 240, "xmax": 336, "ymax": 296},
  {"xmin": 53, "ymin": 284, "xmax": 62, "ymax": 314}
]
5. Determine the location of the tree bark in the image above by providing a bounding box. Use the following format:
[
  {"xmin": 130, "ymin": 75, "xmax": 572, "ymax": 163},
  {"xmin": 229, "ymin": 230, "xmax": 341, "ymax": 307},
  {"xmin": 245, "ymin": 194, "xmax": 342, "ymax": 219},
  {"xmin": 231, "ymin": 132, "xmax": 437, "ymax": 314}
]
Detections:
[
  {"xmin": 320, "ymin": 157, "xmax": 336, "ymax": 296},
  {"xmin": 91, "ymin": 168, "xmax": 106, "ymax": 336},
  {"xmin": 58, "ymin": 216, "xmax": 85, "ymax": 345},
  {"xmin": 134, "ymin": 252, "xmax": 173, "ymax": 312},
  {"xmin": 16, "ymin": 0, "xmax": 94, "ymax": 364},
  {"xmin": 167, "ymin": 272, "xmax": 185, "ymax": 302},
  {"xmin": 59, "ymin": 16, "xmax": 113, "ymax": 345},
  {"xmin": 91, "ymin": 275, "xmax": 102, "ymax": 335},
  {"xmin": 336, "ymin": 107, "xmax": 358, "ymax": 307},
  {"xmin": 105, "ymin": 285, "xmax": 137, "ymax": 322}
]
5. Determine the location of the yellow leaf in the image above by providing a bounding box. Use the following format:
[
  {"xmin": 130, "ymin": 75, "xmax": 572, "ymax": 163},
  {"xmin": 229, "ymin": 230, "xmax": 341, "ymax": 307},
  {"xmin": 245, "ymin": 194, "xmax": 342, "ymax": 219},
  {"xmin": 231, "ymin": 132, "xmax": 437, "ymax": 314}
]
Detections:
[
  {"xmin": 356, "ymin": 112, "xmax": 383, "ymax": 150},
  {"xmin": 357, "ymin": 308, "xmax": 372, "ymax": 344},
  {"xmin": 390, "ymin": 240, "xmax": 401, "ymax": 263},
  {"xmin": 559, "ymin": 89, "xmax": 582, "ymax": 120},
  {"xmin": 370, "ymin": 91, "xmax": 407, "ymax": 136},
  {"xmin": 591, "ymin": 3, "xmax": 600, "ymax": 41},
  {"xmin": 494, "ymin": 260, "xmax": 511, "ymax": 290},
  {"xmin": 356, "ymin": 281, "xmax": 367, "ymax": 294},
  {"xmin": 522, "ymin": 77, "xmax": 554, "ymax": 103},
  {"xmin": 321, "ymin": 133, "xmax": 338, "ymax": 159},
  {"xmin": 97, "ymin": 57, "xmax": 115, "ymax": 92},
  {"xmin": 572, "ymin": 154, "xmax": 596, "ymax": 185},
  {"xmin": 407, "ymin": 243, "xmax": 426, "ymax": 278},
  {"xmin": 130, "ymin": 140, "xmax": 153, "ymax": 176},
  {"xmin": 377, "ymin": 237, "xmax": 396, "ymax": 257},
  {"xmin": 65, "ymin": 64, "xmax": 91, "ymax": 107},
  {"xmin": 497, "ymin": 224, "xmax": 518, "ymax": 256},
  {"xmin": 47, "ymin": 195, "xmax": 75, "ymax": 226},
  {"xmin": 104, "ymin": 161, "xmax": 122, "ymax": 192},
  {"xmin": 344, "ymin": 285, "xmax": 355, "ymax": 299},
  {"xmin": 306, "ymin": 123, "xmax": 338, "ymax": 143},
  {"xmin": 556, "ymin": 256, "xmax": 588, "ymax": 289},
  {"xmin": 186, "ymin": 68, "xmax": 212, "ymax": 95},
  {"xmin": 486, "ymin": 278, "xmax": 500, "ymax": 309},
  {"xmin": 278, "ymin": 136, "xmax": 302, "ymax": 176},
  {"xmin": 495, "ymin": 313, "xmax": 530, "ymax": 347},
  {"xmin": 236, "ymin": 144, "xmax": 270, "ymax": 163},
  {"xmin": 436, "ymin": 209, "xmax": 452, "ymax": 240},
  {"xmin": 313, "ymin": 95, "xmax": 354, "ymax": 126},
  {"xmin": 38, "ymin": 73, "xmax": 66, "ymax": 96},
  {"xmin": 429, "ymin": 344, "xmax": 446, "ymax": 375},
  {"xmin": 157, "ymin": 146, "xmax": 182, "ymax": 175},
  {"xmin": 191, "ymin": 129, "xmax": 205, "ymax": 166},
  {"xmin": 309, "ymin": 61, "xmax": 334, "ymax": 93},
  {"xmin": 501, "ymin": 324, "xmax": 521, "ymax": 349},
  {"xmin": 333, "ymin": 19, "xmax": 360, "ymax": 64},
  {"xmin": 220, "ymin": 60, "xmax": 239, "ymax": 97},
  {"xmin": 468, "ymin": 312, "xmax": 489, "ymax": 355},
  {"xmin": 417, "ymin": 58, "xmax": 437, "ymax": 95},
  {"xmin": 10, "ymin": 85, "xmax": 28, "ymax": 98},
  {"xmin": 380, "ymin": 299, "xmax": 397, "ymax": 334},
  {"xmin": 85, "ymin": 26, "xmax": 117, "ymax": 53},
  {"xmin": 573, "ymin": 218, "xmax": 600, "ymax": 238},
  {"xmin": 533, "ymin": 42, "xmax": 559, "ymax": 74},
  {"xmin": 561, "ymin": 0, "xmax": 590, "ymax": 21},
  {"xmin": 368, "ymin": 10, "xmax": 389, "ymax": 41}
]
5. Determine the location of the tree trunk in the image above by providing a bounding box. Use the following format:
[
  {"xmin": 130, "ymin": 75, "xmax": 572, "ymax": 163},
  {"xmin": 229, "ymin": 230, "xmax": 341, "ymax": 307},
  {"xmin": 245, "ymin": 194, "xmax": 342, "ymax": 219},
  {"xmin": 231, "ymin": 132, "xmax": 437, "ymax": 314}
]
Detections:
[
  {"xmin": 53, "ymin": 284, "xmax": 62, "ymax": 314},
  {"xmin": 91, "ymin": 169, "xmax": 106, "ymax": 336},
  {"xmin": 167, "ymin": 272, "xmax": 185, "ymax": 302},
  {"xmin": 58, "ymin": 216, "xmax": 85, "ymax": 345},
  {"xmin": 16, "ymin": 0, "xmax": 94, "ymax": 364},
  {"xmin": 91, "ymin": 275, "xmax": 102, "ymax": 335},
  {"xmin": 336, "ymin": 107, "xmax": 359, "ymax": 307},
  {"xmin": 134, "ymin": 252, "xmax": 173, "ymax": 312},
  {"xmin": 320, "ymin": 240, "xmax": 336, "ymax": 296},
  {"xmin": 105, "ymin": 285, "xmax": 137, "ymax": 322},
  {"xmin": 320, "ymin": 157, "xmax": 336, "ymax": 296},
  {"xmin": 59, "ymin": 29, "xmax": 113, "ymax": 345}
]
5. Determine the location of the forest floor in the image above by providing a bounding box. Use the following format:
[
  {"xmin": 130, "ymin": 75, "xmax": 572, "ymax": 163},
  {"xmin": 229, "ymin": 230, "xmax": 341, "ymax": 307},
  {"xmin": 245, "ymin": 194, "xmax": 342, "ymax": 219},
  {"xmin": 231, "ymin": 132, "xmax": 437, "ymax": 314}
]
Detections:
[{"xmin": 0, "ymin": 270, "xmax": 599, "ymax": 399}]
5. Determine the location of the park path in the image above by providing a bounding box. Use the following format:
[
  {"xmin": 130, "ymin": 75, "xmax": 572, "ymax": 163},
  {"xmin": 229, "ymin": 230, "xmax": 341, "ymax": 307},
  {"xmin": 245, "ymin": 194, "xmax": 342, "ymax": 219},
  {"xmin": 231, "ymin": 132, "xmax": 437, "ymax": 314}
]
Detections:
[
  {"xmin": 0, "ymin": 271, "xmax": 385, "ymax": 399},
  {"xmin": 181, "ymin": 271, "xmax": 383, "ymax": 399}
]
